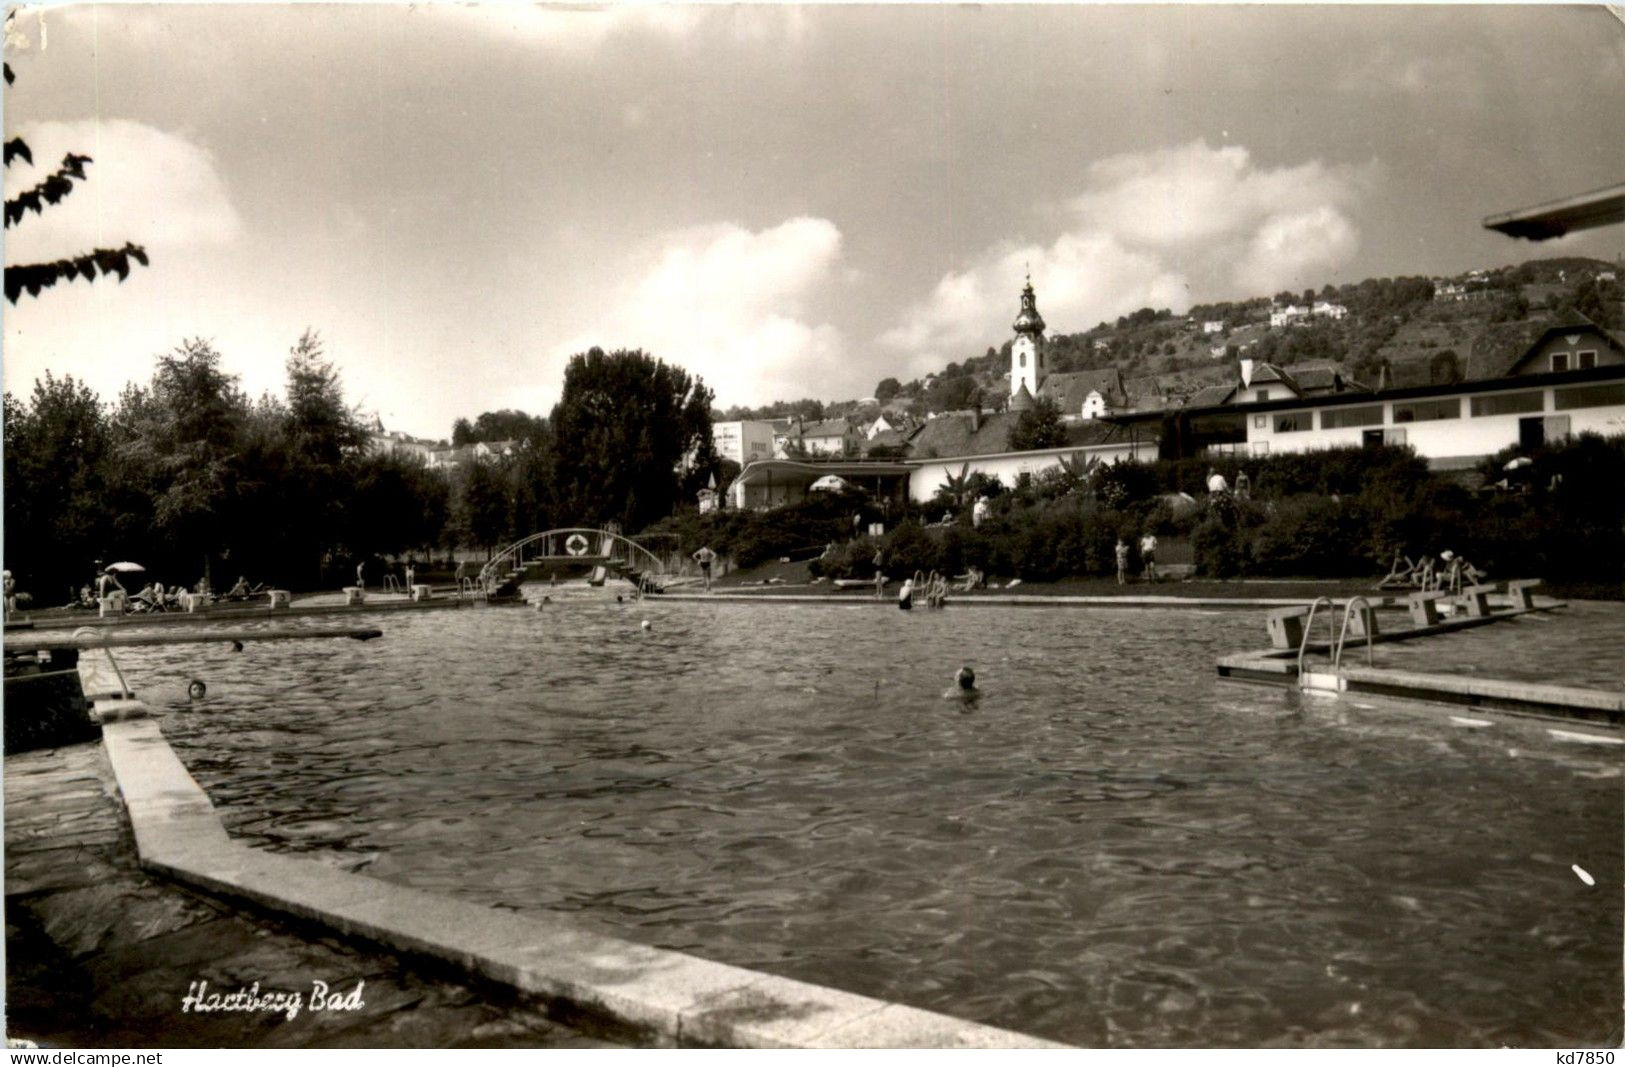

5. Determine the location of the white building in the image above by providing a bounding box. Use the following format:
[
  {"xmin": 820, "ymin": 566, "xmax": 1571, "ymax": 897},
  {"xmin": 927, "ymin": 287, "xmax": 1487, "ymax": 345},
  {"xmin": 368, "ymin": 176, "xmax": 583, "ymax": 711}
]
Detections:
[
  {"xmin": 1112, "ymin": 321, "xmax": 1625, "ymax": 465},
  {"xmin": 712, "ymin": 420, "xmax": 776, "ymax": 466},
  {"xmin": 1311, "ymin": 301, "xmax": 1348, "ymax": 320},
  {"xmin": 1203, "ymin": 320, "xmax": 1225, "ymax": 334},
  {"xmin": 1269, "ymin": 304, "xmax": 1309, "ymax": 328}
]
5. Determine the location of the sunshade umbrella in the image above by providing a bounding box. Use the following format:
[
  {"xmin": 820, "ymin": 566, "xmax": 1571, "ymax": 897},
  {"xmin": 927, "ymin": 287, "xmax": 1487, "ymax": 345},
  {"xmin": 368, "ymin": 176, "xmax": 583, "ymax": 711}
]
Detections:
[
  {"xmin": 810, "ymin": 474, "xmax": 849, "ymax": 492},
  {"xmin": 105, "ymin": 561, "xmax": 145, "ymax": 573},
  {"xmin": 1503, "ymin": 457, "xmax": 1534, "ymax": 471}
]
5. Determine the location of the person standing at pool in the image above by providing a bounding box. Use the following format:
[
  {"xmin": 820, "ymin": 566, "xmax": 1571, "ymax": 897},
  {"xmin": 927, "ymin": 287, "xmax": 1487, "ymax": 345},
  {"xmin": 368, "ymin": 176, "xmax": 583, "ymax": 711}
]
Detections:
[
  {"xmin": 872, "ymin": 547, "xmax": 885, "ymax": 599},
  {"xmin": 355, "ymin": 560, "xmax": 365, "ymax": 591},
  {"xmin": 692, "ymin": 545, "xmax": 717, "ymax": 592},
  {"xmin": 1139, "ymin": 532, "xmax": 1158, "ymax": 581},
  {"xmin": 1115, "ymin": 538, "xmax": 1130, "ymax": 585}
]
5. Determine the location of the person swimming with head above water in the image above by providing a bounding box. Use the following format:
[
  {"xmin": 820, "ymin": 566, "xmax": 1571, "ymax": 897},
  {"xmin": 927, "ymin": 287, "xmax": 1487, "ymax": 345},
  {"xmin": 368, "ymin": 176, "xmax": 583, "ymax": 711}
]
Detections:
[{"xmin": 942, "ymin": 665, "xmax": 978, "ymax": 701}]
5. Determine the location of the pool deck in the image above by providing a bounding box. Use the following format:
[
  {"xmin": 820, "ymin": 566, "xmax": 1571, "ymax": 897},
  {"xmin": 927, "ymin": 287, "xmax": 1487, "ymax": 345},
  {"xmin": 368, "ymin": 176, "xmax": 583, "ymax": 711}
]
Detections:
[
  {"xmin": 11, "ymin": 591, "xmax": 514, "ymax": 632},
  {"xmin": 9, "ymin": 659, "xmax": 1065, "ymax": 1049},
  {"xmin": 3, "ymin": 740, "xmax": 620, "ymax": 1048},
  {"xmin": 664, "ymin": 590, "xmax": 1406, "ymax": 610},
  {"xmin": 1215, "ymin": 598, "xmax": 1625, "ymax": 730}
]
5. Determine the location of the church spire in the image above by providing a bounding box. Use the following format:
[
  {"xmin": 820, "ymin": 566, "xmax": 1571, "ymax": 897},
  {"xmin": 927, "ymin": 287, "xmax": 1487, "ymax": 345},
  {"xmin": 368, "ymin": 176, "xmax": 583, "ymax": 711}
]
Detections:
[
  {"xmin": 1009, "ymin": 274, "xmax": 1048, "ymax": 400},
  {"xmin": 1012, "ymin": 274, "xmax": 1046, "ymax": 335}
]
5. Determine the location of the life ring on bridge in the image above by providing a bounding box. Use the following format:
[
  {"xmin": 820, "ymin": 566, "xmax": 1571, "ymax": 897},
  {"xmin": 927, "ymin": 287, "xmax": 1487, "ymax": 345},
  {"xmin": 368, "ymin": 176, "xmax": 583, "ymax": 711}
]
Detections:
[{"xmin": 565, "ymin": 533, "xmax": 591, "ymax": 556}]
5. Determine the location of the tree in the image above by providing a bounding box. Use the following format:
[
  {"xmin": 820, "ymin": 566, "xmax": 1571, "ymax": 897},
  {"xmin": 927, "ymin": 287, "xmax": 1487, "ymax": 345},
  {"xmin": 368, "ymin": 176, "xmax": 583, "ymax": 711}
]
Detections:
[
  {"xmin": 1008, "ymin": 395, "xmax": 1067, "ymax": 452},
  {"xmin": 548, "ymin": 347, "xmax": 714, "ymax": 531},
  {"xmin": 874, "ymin": 377, "xmax": 901, "ymax": 403},
  {"xmin": 3, "ymin": 62, "xmax": 148, "ymax": 304},
  {"xmin": 109, "ymin": 339, "xmax": 251, "ymax": 586},
  {"xmin": 452, "ymin": 409, "xmax": 548, "ymax": 446},
  {"xmin": 3, "ymin": 374, "xmax": 114, "ymax": 597},
  {"xmin": 457, "ymin": 458, "xmax": 513, "ymax": 554},
  {"xmin": 280, "ymin": 330, "xmax": 366, "ymax": 581}
]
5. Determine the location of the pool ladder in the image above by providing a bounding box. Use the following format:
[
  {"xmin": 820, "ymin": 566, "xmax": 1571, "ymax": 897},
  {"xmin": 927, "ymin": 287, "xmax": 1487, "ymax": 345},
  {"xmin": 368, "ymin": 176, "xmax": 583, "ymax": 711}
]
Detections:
[
  {"xmin": 72, "ymin": 626, "xmax": 133, "ymax": 700},
  {"xmin": 1297, "ymin": 596, "xmax": 1375, "ymax": 690}
]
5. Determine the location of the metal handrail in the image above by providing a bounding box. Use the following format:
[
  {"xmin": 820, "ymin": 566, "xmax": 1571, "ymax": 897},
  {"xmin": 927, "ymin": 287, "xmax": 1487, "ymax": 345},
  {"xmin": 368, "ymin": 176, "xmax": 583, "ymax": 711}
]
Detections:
[
  {"xmin": 1296, "ymin": 597, "xmax": 1335, "ymax": 677},
  {"xmin": 1334, "ymin": 596, "xmax": 1376, "ymax": 669},
  {"xmin": 73, "ymin": 625, "xmax": 132, "ymax": 700}
]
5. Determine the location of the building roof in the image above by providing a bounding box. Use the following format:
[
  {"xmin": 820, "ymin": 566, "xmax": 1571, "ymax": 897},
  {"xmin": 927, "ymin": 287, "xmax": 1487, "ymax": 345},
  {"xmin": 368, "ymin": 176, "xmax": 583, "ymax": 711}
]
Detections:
[
  {"xmin": 904, "ymin": 410, "xmax": 1131, "ymax": 461},
  {"xmin": 1502, "ymin": 318, "xmax": 1625, "ymax": 375},
  {"xmin": 1468, "ymin": 318, "xmax": 1557, "ymax": 379},
  {"xmin": 800, "ymin": 418, "xmax": 852, "ymax": 439},
  {"xmin": 1039, "ymin": 368, "xmax": 1126, "ymax": 412},
  {"xmin": 1009, "ymin": 382, "xmax": 1036, "ymax": 412}
]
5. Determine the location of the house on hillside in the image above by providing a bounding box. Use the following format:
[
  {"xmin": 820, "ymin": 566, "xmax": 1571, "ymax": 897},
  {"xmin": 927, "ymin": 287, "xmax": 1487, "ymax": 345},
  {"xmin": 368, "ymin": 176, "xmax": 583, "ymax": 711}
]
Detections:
[
  {"xmin": 1110, "ymin": 319, "xmax": 1625, "ymax": 463},
  {"xmin": 1203, "ymin": 320, "xmax": 1225, "ymax": 334},
  {"xmin": 1269, "ymin": 304, "xmax": 1309, "ymax": 328},
  {"xmin": 768, "ymin": 416, "xmax": 858, "ymax": 457},
  {"xmin": 426, "ymin": 445, "xmax": 475, "ymax": 470},
  {"xmin": 473, "ymin": 439, "xmax": 517, "ymax": 460},
  {"xmin": 1312, "ymin": 301, "xmax": 1348, "ymax": 320}
]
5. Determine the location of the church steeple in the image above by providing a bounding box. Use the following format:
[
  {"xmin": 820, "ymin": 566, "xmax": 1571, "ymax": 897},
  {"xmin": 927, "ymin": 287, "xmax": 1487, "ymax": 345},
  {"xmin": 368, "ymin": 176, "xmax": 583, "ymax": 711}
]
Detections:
[
  {"xmin": 1012, "ymin": 272, "xmax": 1046, "ymax": 335},
  {"xmin": 1010, "ymin": 273, "xmax": 1047, "ymax": 400}
]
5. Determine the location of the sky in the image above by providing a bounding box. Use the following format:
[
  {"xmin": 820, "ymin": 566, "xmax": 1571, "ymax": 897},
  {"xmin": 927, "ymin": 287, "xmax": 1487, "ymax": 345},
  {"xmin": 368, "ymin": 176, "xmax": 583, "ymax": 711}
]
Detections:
[{"xmin": 3, "ymin": 3, "xmax": 1623, "ymax": 439}]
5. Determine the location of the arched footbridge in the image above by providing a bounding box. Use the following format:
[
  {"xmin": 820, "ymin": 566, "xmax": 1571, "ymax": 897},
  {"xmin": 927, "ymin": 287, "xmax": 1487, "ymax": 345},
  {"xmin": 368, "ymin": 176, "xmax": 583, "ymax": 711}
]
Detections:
[{"xmin": 478, "ymin": 528, "xmax": 670, "ymax": 592}]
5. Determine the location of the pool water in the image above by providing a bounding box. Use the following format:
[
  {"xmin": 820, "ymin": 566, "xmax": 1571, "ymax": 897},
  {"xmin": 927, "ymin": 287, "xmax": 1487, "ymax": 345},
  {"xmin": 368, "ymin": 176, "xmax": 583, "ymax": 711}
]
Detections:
[{"xmin": 122, "ymin": 597, "xmax": 1623, "ymax": 1047}]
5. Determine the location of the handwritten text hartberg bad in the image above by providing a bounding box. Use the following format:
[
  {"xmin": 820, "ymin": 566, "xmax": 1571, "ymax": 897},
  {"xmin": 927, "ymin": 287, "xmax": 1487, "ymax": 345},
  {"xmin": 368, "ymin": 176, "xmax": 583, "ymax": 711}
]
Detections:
[{"xmin": 181, "ymin": 979, "xmax": 365, "ymax": 1021}]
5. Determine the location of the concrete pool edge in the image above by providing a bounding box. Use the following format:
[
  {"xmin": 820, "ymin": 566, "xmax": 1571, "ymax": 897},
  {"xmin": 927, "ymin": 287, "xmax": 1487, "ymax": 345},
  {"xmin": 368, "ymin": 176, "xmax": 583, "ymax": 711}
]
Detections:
[
  {"xmin": 93, "ymin": 712, "xmax": 1065, "ymax": 1049},
  {"xmin": 664, "ymin": 591, "xmax": 1401, "ymax": 609}
]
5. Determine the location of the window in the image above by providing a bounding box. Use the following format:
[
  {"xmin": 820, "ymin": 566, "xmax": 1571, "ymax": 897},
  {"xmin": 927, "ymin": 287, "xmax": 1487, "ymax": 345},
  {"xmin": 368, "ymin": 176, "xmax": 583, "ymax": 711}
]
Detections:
[
  {"xmin": 1554, "ymin": 382, "xmax": 1625, "ymax": 410},
  {"xmin": 1578, "ymin": 350, "xmax": 1598, "ymax": 369},
  {"xmin": 1384, "ymin": 429, "xmax": 1407, "ymax": 446},
  {"xmin": 1254, "ymin": 389, "xmax": 1271, "ymax": 402},
  {"xmin": 1392, "ymin": 398, "xmax": 1460, "ymax": 423},
  {"xmin": 1019, "ymin": 352, "xmax": 1026, "ymax": 368},
  {"xmin": 1550, "ymin": 352, "xmax": 1570, "ymax": 372},
  {"xmin": 1470, "ymin": 391, "xmax": 1544, "ymax": 417},
  {"xmin": 1273, "ymin": 412, "xmax": 1309, "ymax": 433},
  {"xmin": 1319, "ymin": 405, "xmax": 1383, "ymax": 430},
  {"xmin": 1252, "ymin": 415, "xmax": 1266, "ymax": 429}
]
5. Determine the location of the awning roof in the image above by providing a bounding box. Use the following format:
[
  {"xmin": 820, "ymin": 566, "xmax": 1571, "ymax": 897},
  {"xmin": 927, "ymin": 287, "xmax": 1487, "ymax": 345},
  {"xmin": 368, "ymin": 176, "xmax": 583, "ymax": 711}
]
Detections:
[{"xmin": 1483, "ymin": 182, "xmax": 1625, "ymax": 240}]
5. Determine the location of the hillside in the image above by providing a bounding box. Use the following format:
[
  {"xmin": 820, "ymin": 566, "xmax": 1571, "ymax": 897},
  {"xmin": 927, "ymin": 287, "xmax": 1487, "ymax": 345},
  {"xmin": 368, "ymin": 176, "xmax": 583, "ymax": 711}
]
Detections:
[{"xmin": 867, "ymin": 256, "xmax": 1620, "ymax": 414}]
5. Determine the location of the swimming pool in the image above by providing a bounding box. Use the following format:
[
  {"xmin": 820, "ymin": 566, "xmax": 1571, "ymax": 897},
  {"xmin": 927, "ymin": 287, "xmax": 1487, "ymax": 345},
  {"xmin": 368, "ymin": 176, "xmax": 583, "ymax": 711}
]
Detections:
[{"xmin": 122, "ymin": 597, "xmax": 1623, "ymax": 1047}]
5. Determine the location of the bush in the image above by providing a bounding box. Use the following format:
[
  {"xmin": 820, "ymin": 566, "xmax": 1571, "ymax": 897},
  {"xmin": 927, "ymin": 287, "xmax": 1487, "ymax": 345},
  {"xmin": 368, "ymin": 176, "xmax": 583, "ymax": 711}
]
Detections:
[{"xmin": 1248, "ymin": 495, "xmax": 1363, "ymax": 577}]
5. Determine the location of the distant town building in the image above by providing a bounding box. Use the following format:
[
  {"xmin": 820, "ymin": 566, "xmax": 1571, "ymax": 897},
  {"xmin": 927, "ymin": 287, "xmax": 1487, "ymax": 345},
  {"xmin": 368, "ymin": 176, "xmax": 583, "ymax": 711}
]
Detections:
[
  {"xmin": 712, "ymin": 420, "xmax": 776, "ymax": 465},
  {"xmin": 1268, "ymin": 304, "xmax": 1308, "ymax": 328},
  {"xmin": 1203, "ymin": 320, "xmax": 1225, "ymax": 334}
]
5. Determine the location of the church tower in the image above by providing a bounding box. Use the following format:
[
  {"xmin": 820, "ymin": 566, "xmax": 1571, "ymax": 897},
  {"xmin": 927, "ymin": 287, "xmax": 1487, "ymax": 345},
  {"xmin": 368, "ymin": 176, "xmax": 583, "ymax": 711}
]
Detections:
[{"xmin": 1009, "ymin": 274, "xmax": 1047, "ymax": 410}]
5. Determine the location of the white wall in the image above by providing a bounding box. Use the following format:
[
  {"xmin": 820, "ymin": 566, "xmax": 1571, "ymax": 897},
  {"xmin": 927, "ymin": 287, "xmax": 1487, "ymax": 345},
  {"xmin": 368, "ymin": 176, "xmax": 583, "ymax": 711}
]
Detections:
[
  {"xmin": 1241, "ymin": 383, "xmax": 1625, "ymax": 460},
  {"xmin": 907, "ymin": 441, "xmax": 1149, "ymax": 503},
  {"xmin": 713, "ymin": 421, "xmax": 776, "ymax": 465}
]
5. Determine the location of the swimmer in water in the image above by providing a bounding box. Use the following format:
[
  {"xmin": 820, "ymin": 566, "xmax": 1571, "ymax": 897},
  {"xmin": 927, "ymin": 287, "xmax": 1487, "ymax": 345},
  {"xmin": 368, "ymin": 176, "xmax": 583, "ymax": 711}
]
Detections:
[{"xmin": 942, "ymin": 666, "xmax": 978, "ymax": 701}]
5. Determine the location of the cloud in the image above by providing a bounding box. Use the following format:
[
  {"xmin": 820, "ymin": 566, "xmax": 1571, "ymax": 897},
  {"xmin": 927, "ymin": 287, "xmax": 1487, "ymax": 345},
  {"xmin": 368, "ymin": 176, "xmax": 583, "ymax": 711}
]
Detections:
[
  {"xmin": 1336, "ymin": 47, "xmax": 1487, "ymax": 101},
  {"xmin": 3, "ymin": 119, "xmax": 240, "ymax": 264},
  {"xmin": 422, "ymin": 4, "xmax": 703, "ymax": 54},
  {"xmin": 549, "ymin": 217, "xmax": 851, "ymax": 407},
  {"xmin": 883, "ymin": 140, "xmax": 1374, "ymax": 371}
]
